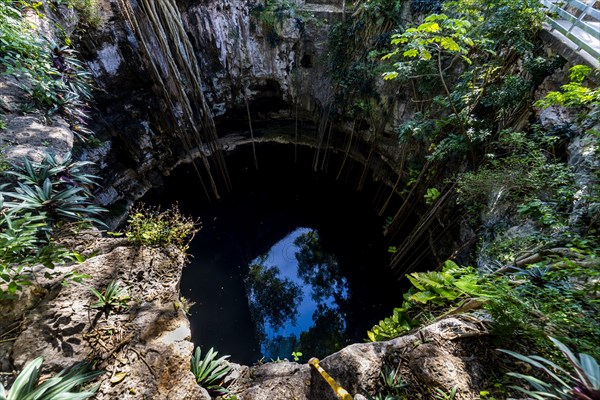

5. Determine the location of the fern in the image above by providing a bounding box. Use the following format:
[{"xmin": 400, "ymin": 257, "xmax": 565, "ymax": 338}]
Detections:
[
  {"xmin": 367, "ymin": 262, "xmax": 487, "ymax": 342},
  {"xmin": 367, "ymin": 307, "xmax": 414, "ymax": 342}
]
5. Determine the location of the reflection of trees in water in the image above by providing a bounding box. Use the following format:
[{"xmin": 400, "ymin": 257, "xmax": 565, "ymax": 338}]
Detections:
[
  {"xmin": 262, "ymin": 334, "xmax": 298, "ymax": 360},
  {"xmin": 299, "ymin": 305, "xmax": 346, "ymax": 359},
  {"xmin": 261, "ymin": 305, "xmax": 346, "ymax": 361},
  {"xmin": 245, "ymin": 255, "xmax": 302, "ymax": 339},
  {"xmin": 294, "ymin": 230, "xmax": 349, "ymax": 304},
  {"xmin": 246, "ymin": 230, "xmax": 348, "ymax": 360}
]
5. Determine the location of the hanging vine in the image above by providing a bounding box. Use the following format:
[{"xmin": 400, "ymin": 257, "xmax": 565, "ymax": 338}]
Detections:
[{"xmin": 117, "ymin": 0, "xmax": 231, "ymax": 199}]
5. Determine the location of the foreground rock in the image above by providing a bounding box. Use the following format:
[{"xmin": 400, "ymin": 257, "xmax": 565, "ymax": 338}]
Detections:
[
  {"xmin": 2, "ymin": 234, "xmax": 208, "ymax": 400},
  {"xmin": 1, "ymin": 230, "xmax": 492, "ymax": 399},
  {"xmin": 228, "ymin": 317, "xmax": 488, "ymax": 400}
]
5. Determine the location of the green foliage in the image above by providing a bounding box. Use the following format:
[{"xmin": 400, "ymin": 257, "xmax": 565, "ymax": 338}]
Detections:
[
  {"xmin": 53, "ymin": 0, "xmax": 102, "ymax": 28},
  {"xmin": 291, "ymin": 351, "xmax": 302, "ymax": 362},
  {"xmin": 327, "ymin": 0, "xmax": 406, "ymax": 121},
  {"xmin": 500, "ymin": 337, "xmax": 600, "ymax": 399},
  {"xmin": 367, "ymin": 261, "xmax": 485, "ymax": 341},
  {"xmin": 382, "ymin": 14, "xmax": 475, "ymax": 77},
  {"xmin": 0, "ymin": 356, "xmax": 102, "ymax": 400},
  {"xmin": 456, "ymin": 129, "xmax": 575, "ymax": 225},
  {"xmin": 432, "ymin": 385, "xmax": 458, "ymax": 400},
  {"xmin": 190, "ymin": 347, "xmax": 231, "ymax": 396},
  {"xmin": 251, "ymin": 0, "xmax": 308, "ymax": 47},
  {"xmin": 0, "ymin": 212, "xmax": 56, "ymax": 298},
  {"xmin": 124, "ymin": 203, "xmax": 201, "ymax": 251},
  {"xmin": 0, "ymin": 1, "xmax": 96, "ymax": 140},
  {"xmin": 367, "ymin": 306, "xmax": 414, "ymax": 342},
  {"xmin": 535, "ymin": 65, "xmax": 600, "ymax": 110},
  {"xmin": 405, "ymin": 261, "xmax": 484, "ymax": 304},
  {"xmin": 379, "ymin": 0, "xmax": 547, "ymax": 164},
  {"xmin": 484, "ymin": 256, "xmax": 600, "ymax": 359},
  {"xmin": 424, "ymin": 187, "xmax": 441, "ymax": 205},
  {"xmin": 444, "ymin": 0, "xmax": 544, "ymax": 53},
  {"xmin": 89, "ymin": 280, "xmax": 129, "ymax": 313},
  {"xmin": 368, "ymin": 254, "xmax": 599, "ymax": 365},
  {"xmin": 0, "ymin": 153, "xmax": 104, "ymax": 299},
  {"xmin": 1, "ymin": 153, "xmax": 105, "ymax": 228}
]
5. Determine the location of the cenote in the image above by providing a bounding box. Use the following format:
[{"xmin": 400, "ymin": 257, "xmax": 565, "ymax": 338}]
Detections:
[{"xmin": 143, "ymin": 143, "xmax": 409, "ymax": 365}]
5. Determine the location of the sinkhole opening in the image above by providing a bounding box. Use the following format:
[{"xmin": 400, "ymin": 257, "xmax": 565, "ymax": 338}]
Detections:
[{"xmin": 143, "ymin": 142, "xmax": 417, "ymax": 365}]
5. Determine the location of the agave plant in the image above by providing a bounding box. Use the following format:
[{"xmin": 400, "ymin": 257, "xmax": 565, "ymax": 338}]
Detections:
[
  {"xmin": 90, "ymin": 281, "xmax": 130, "ymax": 313},
  {"xmin": 6, "ymin": 153, "xmax": 100, "ymax": 191},
  {"xmin": 500, "ymin": 337, "xmax": 600, "ymax": 399},
  {"xmin": 190, "ymin": 347, "xmax": 232, "ymax": 395},
  {"xmin": 0, "ymin": 357, "xmax": 103, "ymax": 400},
  {"xmin": 1, "ymin": 154, "xmax": 105, "ymax": 227}
]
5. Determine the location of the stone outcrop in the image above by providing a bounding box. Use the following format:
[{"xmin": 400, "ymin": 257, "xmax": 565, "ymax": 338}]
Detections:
[
  {"xmin": 227, "ymin": 317, "xmax": 488, "ymax": 400},
  {"xmin": 1, "ymin": 230, "xmax": 489, "ymax": 400},
  {"xmin": 2, "ymin": 234, "xmax": 207, "ymax": 400},
  {"xmin": 78, "ymin": 0, "xmax": 412, "ymax": 225}
]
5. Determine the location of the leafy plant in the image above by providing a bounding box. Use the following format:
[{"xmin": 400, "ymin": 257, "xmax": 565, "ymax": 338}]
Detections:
[
  {"xmin": 432, "ymin": 385, "xmax": 458, "ymax": 400},
  {"xmin": 0, "ymin": 2, "xmax": 96, "ymax": 140},
  {"xmin": 53, "ymin": 0, "xmax": 102, "ymax": 28},
  {"xmin": 0, "ymin": 211, "xmax": 53, "ymax": 298},
  {"xmin": 89, "ymin": 281, "xmax": 130, "ymax": 313},
  {"xmin": 0, "ymin": 153, "xmax": 103, "ymax": 299},
  {"xmin": 1, "ymin": 153, "xmax": 105, "ymax": 227},
  {"xmin": 424, "ymin": 187, "xmax": 441, "ymax": 205},
  {"xmin": 291, "ymin": 351, "xmax": 303, "ymax": 362},
  {"xmin": 367, "ymin": 306, "xmax": 414, "ymax": 342},
  {"xmin": 535, "ymin": 65, "xmax": 600, "ymax": 109},
  {"xmin": 405, "ymin": 261, "xmax": 484, "ymax": 304},
  {"xmin": 190, "ymin": 347, "xmax": 232, "ymax": 396},
  {"xmin": 124, "ymin": 203, "xmax": 201, "ymax": 251},
  {"xmin": 367, "ymin": 261, "xmax": 486, "ymax": 342},
  {"xmin": 500, "ymin": 337, "xmax": 600, "ymax": 399},
  {"xmin": 363, "ymin": 365, "xmax": 408, "ymax": 400},
  {"xmin": 0, "ymin": 356, "xmax": 103, "ymax": 400},
  {"xmin": 513, "ymin": 265, "xmax": 551, "ymax": 287}
]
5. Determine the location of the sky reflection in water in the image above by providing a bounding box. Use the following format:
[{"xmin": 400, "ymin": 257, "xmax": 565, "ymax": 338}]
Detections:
[{"xmin": 245, "ymin": 228, "xmax": 349, "ymax": 361}]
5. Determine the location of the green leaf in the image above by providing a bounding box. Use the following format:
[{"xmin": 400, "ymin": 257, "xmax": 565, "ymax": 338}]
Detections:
[
  {"xmin": 403, "ymin": 49, "xmax": 418, "ymax": 58},
  {"xmin": 418, "ymin": 22, "xmax": 440, "ymax": 33}
]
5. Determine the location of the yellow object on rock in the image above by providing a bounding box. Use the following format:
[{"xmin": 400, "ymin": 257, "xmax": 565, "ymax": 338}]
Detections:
[{"xmin": 308, "ymin": 357, "xmax": 353, "ymax": 400}]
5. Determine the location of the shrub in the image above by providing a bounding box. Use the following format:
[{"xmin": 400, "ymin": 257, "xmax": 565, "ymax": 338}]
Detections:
[
  {"xmin": 0, "ymin": 153, "xmax": 104, "ymax": 299},
  {"xmin": 367, "ymin": 261, "xmax": 487, "ymax": 342},
  {"xmin": 1, "ymin": 153, "xmax": 106, "ymax": 229},
  {"xmin": 0, "ymin": 2, "xmax": 96, "ymax": 140},
  {"xmin": 124, "ymin": 203, "xmax": 201, "ymax": 251}
]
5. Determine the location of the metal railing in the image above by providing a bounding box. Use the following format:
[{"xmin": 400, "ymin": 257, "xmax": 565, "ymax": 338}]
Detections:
[{"xmin": 540, "ymin": 0, "xmax": 600, "ymax": 62}]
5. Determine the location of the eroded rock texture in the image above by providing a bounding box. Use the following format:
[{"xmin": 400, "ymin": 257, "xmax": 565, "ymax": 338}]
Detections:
[
  {"xmin": 3, "ymin": 235, "xmax": 207, "ymax": 400},
  {"xmin": 228, "ymin": 317, "xmax": 488, "ymax": 400}
]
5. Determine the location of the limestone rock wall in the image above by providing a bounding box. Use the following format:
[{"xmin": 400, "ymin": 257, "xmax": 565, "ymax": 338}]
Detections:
[
  {"xmin": 2, "ymin": 234, "xmax": 207, "ymax": 400},
  {"xmin": 79, "ymin": 0, "xmax": 411, "ymax": 222},
  {"xmin": 226, "ymin": 317, "xmax": 489, "ymax": 400}
]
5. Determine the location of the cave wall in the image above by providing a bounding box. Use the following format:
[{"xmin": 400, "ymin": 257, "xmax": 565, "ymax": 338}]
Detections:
[{"xmin": 77, "ymin": 0, "xmax": 415, "ymax": 227}]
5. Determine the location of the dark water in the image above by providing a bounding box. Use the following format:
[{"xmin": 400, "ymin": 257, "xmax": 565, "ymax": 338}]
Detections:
[{"xmin": 143, "ymin": 144, "xmax": 406, "ymax": 365}]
